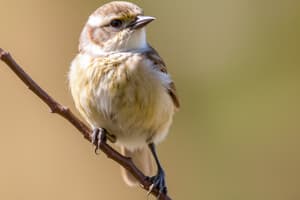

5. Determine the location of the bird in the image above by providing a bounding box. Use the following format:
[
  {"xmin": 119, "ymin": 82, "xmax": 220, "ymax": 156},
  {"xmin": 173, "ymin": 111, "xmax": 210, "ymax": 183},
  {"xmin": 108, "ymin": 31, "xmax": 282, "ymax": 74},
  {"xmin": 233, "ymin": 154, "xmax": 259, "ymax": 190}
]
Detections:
[{"xmin": 68, "ymin": 1, "xmax": 180, "ymax": 195}]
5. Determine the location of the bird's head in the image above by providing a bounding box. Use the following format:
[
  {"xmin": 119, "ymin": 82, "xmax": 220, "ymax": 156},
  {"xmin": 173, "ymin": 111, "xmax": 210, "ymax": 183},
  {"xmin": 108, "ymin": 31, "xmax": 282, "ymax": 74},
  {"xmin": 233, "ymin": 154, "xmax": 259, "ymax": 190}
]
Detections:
[{"xmin": 79, "ymin": 1, "xmax": 155, "ymax": 56}]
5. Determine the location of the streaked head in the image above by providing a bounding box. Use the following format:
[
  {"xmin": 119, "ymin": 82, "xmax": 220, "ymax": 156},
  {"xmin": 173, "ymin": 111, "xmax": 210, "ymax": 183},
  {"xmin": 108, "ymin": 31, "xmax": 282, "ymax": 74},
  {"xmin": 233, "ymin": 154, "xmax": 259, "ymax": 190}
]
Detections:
[{"xmin": 79, "ymin": 1, "xmax": 155, "ymax": 56}]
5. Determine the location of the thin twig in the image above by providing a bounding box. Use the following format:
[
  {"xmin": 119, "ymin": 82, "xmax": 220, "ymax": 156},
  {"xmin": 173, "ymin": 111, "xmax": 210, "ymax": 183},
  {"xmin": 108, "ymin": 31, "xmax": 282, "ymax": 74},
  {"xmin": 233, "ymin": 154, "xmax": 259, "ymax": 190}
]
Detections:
[{"xmin": 0, "ymin": 48, "xmax": 172, "ymax": 200}]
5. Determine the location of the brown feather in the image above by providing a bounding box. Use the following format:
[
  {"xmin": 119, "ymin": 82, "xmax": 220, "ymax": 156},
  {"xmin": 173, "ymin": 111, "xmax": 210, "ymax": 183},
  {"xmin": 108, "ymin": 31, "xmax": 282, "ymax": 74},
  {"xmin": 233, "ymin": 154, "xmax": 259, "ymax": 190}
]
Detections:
[{"xmin": 144, "ymin": 47, "xmax": 180, "ymax": 109}]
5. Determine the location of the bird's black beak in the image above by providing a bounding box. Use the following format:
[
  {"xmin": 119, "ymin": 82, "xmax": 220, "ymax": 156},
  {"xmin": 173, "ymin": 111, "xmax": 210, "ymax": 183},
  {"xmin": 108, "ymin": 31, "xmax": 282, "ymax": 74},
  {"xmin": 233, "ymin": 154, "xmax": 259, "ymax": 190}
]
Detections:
[{"xmin": 127, "ymin": 16, "xmax": 156, "ymax": 30}]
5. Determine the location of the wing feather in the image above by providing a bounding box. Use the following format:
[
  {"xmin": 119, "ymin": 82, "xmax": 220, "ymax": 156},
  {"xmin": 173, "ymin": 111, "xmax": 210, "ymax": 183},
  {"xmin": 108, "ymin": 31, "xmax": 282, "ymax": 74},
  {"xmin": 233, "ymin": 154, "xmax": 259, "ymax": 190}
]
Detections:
[{"xmin": 143, "ymin": 47, "xmax": 180, "ymax": 109}]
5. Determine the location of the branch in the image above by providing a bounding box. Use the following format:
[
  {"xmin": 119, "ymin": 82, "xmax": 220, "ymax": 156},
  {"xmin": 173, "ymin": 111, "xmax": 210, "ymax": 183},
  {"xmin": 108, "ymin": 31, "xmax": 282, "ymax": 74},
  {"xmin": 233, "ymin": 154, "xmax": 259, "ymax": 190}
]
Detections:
[{"xmin": 0, "ymin": 48, "xmax": 172, "ymax": 200}]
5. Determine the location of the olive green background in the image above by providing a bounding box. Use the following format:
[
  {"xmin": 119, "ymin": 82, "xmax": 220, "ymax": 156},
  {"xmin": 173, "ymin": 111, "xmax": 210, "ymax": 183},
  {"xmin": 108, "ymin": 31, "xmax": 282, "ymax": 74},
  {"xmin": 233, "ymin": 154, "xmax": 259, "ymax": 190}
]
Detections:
[{"xmin": 0, "ymin": 0, "xmax": 299, "ymax": 199}]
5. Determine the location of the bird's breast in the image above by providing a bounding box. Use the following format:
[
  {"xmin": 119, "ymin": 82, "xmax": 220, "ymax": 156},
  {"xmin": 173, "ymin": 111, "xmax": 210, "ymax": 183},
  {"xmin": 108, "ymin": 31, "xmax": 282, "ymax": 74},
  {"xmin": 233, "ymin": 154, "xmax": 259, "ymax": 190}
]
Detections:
[{"xmin": 69, "ymin": 53, "xmax": 174, "ymax": 149}]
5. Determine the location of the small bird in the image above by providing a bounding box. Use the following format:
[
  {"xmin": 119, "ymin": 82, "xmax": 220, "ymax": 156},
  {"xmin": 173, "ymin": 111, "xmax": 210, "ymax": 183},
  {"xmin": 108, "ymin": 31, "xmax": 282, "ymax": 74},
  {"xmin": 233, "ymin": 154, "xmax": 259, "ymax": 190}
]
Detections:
[{"xmin": 69, "ymin": 1, "xmax": 179, "ymax": 194}]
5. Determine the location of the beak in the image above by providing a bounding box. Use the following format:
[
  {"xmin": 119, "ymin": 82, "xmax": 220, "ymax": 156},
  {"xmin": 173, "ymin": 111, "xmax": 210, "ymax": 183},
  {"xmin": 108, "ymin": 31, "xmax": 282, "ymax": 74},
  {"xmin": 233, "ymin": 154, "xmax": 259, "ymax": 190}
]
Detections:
[{"xmin": 127, "ymin": 16, "xmax": 156, "ymax": 30}]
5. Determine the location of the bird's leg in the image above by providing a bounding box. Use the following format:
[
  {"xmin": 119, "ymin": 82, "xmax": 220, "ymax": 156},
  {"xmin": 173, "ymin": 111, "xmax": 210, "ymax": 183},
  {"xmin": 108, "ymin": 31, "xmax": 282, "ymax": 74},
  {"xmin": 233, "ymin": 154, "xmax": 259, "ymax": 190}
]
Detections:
[
  {"xmin": 91, "ymin": 128, "xmax": 107, "ymax": 154},
  {"xmin": 148, "ymin": 143, "xmax": 167, "ymax": 197}
]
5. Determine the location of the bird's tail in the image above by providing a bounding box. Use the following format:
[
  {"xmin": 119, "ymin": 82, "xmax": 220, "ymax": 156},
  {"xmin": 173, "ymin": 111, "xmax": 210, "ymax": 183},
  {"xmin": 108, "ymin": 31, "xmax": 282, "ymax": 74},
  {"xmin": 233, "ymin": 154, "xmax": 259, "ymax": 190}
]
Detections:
[{"xmin": 121, "ymin": 146, "xmax": 154, "ymax": 186}]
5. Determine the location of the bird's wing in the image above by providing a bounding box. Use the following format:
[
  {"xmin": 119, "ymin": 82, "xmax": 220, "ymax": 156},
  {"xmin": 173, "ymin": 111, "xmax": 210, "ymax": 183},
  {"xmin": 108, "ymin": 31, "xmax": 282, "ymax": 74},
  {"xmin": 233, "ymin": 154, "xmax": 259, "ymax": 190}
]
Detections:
[{"xmin": 144, "ymin": 47, "xmax": 180, "ymax": 109}]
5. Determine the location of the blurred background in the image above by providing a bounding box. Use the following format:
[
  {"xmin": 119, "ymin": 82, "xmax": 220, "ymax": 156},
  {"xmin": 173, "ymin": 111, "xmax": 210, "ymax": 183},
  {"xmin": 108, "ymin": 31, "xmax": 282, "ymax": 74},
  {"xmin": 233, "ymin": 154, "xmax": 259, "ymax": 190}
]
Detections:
[{"xmin": 0, "ymin": 0, "xmax": 300, "ymax": 199}]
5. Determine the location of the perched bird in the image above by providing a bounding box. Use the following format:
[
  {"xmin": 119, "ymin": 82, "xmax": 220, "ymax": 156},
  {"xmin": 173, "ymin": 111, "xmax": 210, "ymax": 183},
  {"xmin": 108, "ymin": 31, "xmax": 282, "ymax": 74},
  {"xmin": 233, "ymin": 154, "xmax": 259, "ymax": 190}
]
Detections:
[{"xmin": 69, "ymin": 1, "xmax": 179, "ymax": 194}]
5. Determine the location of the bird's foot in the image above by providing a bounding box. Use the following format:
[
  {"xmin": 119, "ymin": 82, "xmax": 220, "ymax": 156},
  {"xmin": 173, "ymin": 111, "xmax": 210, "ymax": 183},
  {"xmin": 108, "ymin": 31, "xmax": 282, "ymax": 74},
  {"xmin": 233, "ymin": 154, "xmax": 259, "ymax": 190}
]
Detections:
[
  {"xmin": 91, "ymin": 128, "xmax": 107, "ymax": 154},
  {"xmin": 147, "ymin": 169, "xmax": 167, "ymax": 198}
]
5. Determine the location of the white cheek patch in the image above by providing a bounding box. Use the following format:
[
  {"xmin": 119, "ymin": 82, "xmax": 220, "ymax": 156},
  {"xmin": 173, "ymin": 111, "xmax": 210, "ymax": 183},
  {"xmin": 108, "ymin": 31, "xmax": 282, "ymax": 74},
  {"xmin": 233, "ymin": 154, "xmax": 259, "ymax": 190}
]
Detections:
[{"xmin": 88, "ymin": 15, "xmax": 102, "ymax": 27}]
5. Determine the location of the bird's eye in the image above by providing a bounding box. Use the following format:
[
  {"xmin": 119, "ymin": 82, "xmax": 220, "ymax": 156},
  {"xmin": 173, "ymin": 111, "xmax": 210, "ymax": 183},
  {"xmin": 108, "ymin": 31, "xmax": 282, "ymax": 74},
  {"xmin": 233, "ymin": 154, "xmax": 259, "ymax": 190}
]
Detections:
[{"xmin": 110, "ymin": 19, "xmax": 123, "ymax": 28}]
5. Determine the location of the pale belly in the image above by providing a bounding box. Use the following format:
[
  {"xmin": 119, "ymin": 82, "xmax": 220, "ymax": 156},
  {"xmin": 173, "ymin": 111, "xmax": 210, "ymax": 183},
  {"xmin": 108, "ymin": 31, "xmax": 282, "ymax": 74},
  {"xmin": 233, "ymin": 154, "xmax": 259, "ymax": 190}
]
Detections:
[
  {"xmin": 92, "ymin": 73, "xmax": 174, "ymax": 150},
  {"xmin": 70, "ymin": 54, "xmax": 175, "ymax": 150}
]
